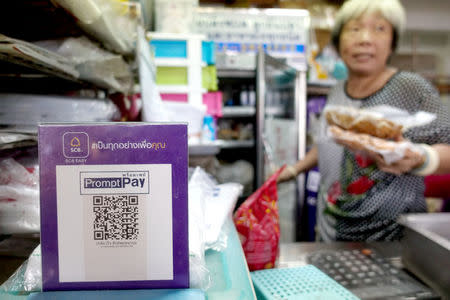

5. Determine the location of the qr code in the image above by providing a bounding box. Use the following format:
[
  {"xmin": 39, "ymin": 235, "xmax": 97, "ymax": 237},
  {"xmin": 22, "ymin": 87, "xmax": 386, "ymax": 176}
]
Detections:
[{"xmin": 92, "ymin": 195, "xmax": 139, "ymax": 240}]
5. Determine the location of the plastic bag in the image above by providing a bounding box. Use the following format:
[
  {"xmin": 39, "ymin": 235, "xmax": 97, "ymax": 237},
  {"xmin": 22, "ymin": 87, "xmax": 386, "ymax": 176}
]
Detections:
[
  {"xmin": 204, "ymin": 182, "xmax": 243, "ymax": 250},
  {"xmin": 324, "ymin": 105, "xmax": 403, "ymax": 139},
  {"xmin": 369, "ymin": 105, "xmax": 436, "ymax": 131},
  {"xmin": 0, "ymin": 245, "xmax": 42, "ymax": 294},
  {"xmin": 0, "ymin": 157, "xmax": 40, "ymax": 234},
  {"xmin": 163, "ymin": 102, "xmax": 207, "ymax": 144},
  {"xmin": 324, "ymin": 104, "xmax": 436, "ymax": 139},
  {"xmin": 188, "ymin": 167, "xmax": 210, "ymax": 290},
  {"xmin": 189, "ymin": 167, "xmax": 243, "ymax": 251},
  {"xmin": 325, "ymin": 105, "xmax": 436, "ymax": 164},
  {"xmin": 328, "ymin": 125, "xmax": 423, "ymax": 165},
  {"xmin": 233, "ymin": 166, "xmax": 285, "ymax": 271},
  {"xmin": 137, "ymin": 26, "xmax": 170, "ymax": 123},
  {"xmin": 36, "ymin": 36, "xmax": 133, "ymax": 93},
  {"xmin": 187, "ymin": 167, "xmax": 243, "ymax": 289},
  {"xmin": 53, "ymin": 0, "xmax": 138, "ymax": 54}
]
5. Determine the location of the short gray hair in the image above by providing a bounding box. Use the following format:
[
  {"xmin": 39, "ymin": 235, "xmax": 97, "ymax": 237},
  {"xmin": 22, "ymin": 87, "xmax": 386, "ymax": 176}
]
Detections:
[{"xmin": 331, "ymin": 0, "xmax": 406, "ymax": 51}]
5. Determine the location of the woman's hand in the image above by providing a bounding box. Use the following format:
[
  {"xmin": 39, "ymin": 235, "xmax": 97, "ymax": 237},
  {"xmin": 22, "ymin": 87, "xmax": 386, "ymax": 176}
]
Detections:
[
  {"xmin": 372, "ymin": 148, "xmax": 424, "ymax": 175},
  {"xmin": 277, "ymin": 165, "xmax": 298, "ymax": 183},
  {"xmin": 334, "ymin": 134, "xmax": 425, "ymax": 175},
  {"xmin": 276, "ymin": 146, "xmax": 319, "ymax": 183}
]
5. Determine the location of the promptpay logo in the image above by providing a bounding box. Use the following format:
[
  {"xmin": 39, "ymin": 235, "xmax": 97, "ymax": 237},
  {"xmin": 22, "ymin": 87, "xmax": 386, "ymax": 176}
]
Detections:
[
  {"xmin": 80, "ymin": 171, "xmax": 150, "ymax": 195},
  {"xmin": 84, "ymin": 177, "xmax": 146, "ymax": 189}
]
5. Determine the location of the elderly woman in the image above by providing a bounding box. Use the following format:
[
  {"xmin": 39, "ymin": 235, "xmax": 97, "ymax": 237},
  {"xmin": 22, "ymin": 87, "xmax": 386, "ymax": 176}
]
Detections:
[{"xmin": 278, "ymin": 0, "xmax": 450, "ymax": 241}]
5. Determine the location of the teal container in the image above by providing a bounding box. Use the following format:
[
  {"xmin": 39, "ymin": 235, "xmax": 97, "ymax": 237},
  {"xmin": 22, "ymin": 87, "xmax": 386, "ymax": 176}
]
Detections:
[
  {"xmin": 251, "ymin": 265, "xmax": 359, "ymax": 300},
  {"xmin": 202, "ymin": 41, "xmax": 215, "ymax": 65}
]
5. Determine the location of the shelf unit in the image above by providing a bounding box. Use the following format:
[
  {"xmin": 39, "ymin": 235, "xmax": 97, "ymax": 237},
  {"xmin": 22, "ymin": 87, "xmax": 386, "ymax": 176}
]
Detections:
[
  {"xmin": 148, "ymin": 32, "xmax": 207, "ymax": 107},
  {"xmin": 214, "ymin": 67, "xmax": 258, "ymax": 201},
  {"xmin": 0, "ymin": 1, "xmax": 140, "ymax": 240}
]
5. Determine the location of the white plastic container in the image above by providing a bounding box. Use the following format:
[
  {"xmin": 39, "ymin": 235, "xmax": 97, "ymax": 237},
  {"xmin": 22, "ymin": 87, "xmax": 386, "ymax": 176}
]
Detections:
[
  {"xmin": 162, "ymin": 101, "xmax": 206, "ymax": 143},
  {"xmin": 154, "ymin": 0, "xmax": 198, "ymax": 34}
]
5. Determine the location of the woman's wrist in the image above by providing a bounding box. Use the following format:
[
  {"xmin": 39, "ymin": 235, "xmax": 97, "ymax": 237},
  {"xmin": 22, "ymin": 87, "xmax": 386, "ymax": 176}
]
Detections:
[
  {"xmin": 286, "ymin": 165, "xmax": 298, "ymax": 179},
  {"xmin": 411, "ymin": 144, "xmax": 440, "ymax": 176}
]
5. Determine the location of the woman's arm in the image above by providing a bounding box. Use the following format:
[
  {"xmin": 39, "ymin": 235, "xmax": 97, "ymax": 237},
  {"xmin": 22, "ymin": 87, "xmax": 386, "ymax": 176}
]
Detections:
[
  {"xmin": 429, "ymin": 144, "xmax": 450, "ymax": 174},
  {"xmin": 277, "ymin": 145, "xmax": 319, "ymax": 183}
]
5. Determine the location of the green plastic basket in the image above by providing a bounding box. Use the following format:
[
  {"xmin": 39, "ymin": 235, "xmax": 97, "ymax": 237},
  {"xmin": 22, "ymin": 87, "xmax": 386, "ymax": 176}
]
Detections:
[{"xmin": 251, "ymin": 265, "xmax": 360, "ymax": 300}]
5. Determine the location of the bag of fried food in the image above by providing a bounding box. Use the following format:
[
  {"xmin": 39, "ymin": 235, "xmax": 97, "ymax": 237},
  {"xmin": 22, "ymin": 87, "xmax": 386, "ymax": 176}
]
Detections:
[{"xmin": 324, "ymin": 105, "xmax": 425, "ymax": 164}]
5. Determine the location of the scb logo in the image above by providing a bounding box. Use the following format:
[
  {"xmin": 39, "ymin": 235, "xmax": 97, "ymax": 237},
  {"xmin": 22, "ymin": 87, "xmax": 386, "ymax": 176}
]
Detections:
[
  {"xmin": 63, "ymin": 132, "xmax": 89, "ymax": 158},
  {"xmin": 70, "ymin": 137, "xmax": 82, "ymax": 152},
  {"xmin": 70, "ymin": 136, "xmax": 81, "ymax": 152}
]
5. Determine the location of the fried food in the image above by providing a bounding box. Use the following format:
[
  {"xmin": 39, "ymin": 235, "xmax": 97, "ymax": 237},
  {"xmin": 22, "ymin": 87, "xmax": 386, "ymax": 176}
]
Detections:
[{"xmin": 325, "ymin": 106, "xmax": 403, "ymax": 139}]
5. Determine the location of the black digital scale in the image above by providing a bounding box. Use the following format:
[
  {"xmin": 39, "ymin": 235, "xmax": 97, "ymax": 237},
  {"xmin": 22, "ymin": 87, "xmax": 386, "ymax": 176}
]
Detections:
[{"xmin": 306, "ymin": 248, "xmax": 439, "ymax": 299}]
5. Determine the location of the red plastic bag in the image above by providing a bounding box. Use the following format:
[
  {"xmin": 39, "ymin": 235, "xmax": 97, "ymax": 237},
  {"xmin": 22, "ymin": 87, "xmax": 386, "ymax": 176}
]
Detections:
[{"xmin": 233, "ymin": 166, "xmax": 285, "ymax": 271}]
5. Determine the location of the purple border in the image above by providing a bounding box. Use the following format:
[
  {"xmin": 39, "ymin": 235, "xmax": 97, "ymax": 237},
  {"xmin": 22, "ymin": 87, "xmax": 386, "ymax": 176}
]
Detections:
[{"xmin": 38, "ymin": 123, "xmax": 189, "ymax": 291}]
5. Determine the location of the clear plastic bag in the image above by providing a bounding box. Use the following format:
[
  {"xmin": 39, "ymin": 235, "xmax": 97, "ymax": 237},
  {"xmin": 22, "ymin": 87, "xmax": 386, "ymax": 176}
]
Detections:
[
  {"xmin": 36, "ymin": 36, "xmax": 133, "ymax": 93},
  {"xmin": 188, "ymin": 168, "xmax": 209, "ymax": 290},
  {"xmin": 0, "ymin": 157, "xmax": 40, "ymax": 234},
  {"xmin": 325, "ymin": 105, "xmax": 436, "ymax": 164},
  {"xmin": 204, "ymin": 182, "xmax": 243, "ymax": 250},
  {"xmin": 53, "ymin": 0, "xmax": 138, "ymax": 54},
  {"xmin": 188, "ymin": 167, "xmax": 243, "ymax": 289},
  {"xmin": 328, "ymin": 125, "xmax": 423, "ymax": 165},
  {"xmin": 0, "ymin": 245, "xmax": 42, "ymax": 294}
]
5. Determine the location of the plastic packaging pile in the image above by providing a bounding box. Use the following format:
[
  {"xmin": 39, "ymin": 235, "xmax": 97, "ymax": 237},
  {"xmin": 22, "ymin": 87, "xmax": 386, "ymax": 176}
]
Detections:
[
  {"xmin": 35, "ymin": 36, "xmax": 134, "ymax": 94},
  {"xmin": 1, "ymin": 245, "xmax": 42, "ymax": 294},
  {"xmin": 53, "ymin": 0, "xmax": 138, "ymax": 55},
  {"xmin": 188, "ymin": 167, "xmax": 243, "ymax": 289},
  {"xmin": 0, "ymin": 94, "xmax": 120, "ymax": 127},
  {"xmin": 0, "ymin": 153, "xmax": 40, "ymax": 235}
]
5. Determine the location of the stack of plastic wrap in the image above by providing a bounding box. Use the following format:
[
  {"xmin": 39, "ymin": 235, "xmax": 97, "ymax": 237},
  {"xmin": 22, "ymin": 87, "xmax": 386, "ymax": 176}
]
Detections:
[
  {"xmin": 0, "ymin": 94, "xmax": 120, "ymax": 127},
  {"xmin": 0, "ymin": 152, "xmax": 39, "ymax": 235},
  {"xmin": 35, "ymin": 36, "xmax": 134, "ymax": 93}
]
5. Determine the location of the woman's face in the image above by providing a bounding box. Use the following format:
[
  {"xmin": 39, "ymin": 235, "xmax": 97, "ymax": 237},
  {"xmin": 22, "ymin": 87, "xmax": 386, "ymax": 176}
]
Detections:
[{"xmin": 339, "ymin": 12, "xmax": 394, "ymax": 76}]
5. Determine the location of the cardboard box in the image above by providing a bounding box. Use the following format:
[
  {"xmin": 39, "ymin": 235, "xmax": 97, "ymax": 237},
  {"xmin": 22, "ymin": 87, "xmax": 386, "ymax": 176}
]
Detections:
[{"xmin": 38, "ymin": 123, "xmax": 189, "ymax": 291}]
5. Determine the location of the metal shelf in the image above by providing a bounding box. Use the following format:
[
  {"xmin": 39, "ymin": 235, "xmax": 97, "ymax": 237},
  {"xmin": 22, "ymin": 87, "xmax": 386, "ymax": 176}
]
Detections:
[
  {"xmin": 222, "ymin": 106, "xmax": 256, "ymax": 117},
  {"xmin": 189, "ymin": 139, "xmax": 254, "ymax": 154},
  {"xmin": 217, "ymin": 69, "xmax": 256, "ymax": 78},
  {"xmin": 154, "ymin": 58, "xmax": 206, "ymax": 67},
  {"xmin": 188, "ymin": 143, "xmax": 220, "ymax": 156},
  {"xmin": 157, "ymin": 85, "xmax": 207, "ymax": 94},
  {"xmin": 265, "ymin": 106, "xmax": 285, "ymax": 117},
  {"xmin": 215, "ymin": 139, "xmax": 255, "ymax": 149}
]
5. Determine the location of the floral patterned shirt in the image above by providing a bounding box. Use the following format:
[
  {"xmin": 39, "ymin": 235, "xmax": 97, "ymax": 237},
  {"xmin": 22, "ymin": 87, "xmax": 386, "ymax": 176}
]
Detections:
[{"xmin": 316, "ymin": 71, "xmax": 450, "ymax": 242}]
